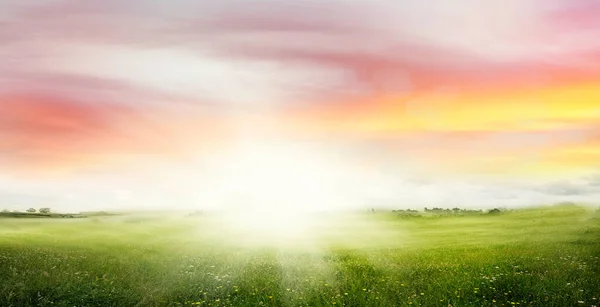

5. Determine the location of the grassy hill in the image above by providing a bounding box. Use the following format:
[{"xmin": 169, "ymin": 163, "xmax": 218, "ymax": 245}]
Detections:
[{"xmin": 0, "ymin": 205, "xmax": 598, "ymax": 306}]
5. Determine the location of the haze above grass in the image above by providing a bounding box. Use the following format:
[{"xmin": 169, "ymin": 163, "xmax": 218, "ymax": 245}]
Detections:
[{"xmin": 0, "ymin": 205, "xmax": 599, "ymax": 306}]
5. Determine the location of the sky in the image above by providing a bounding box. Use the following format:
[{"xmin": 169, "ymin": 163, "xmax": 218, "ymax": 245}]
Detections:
[{"xmin": 2, "ymin": 0, "xmax": 600, "ymax": 212}]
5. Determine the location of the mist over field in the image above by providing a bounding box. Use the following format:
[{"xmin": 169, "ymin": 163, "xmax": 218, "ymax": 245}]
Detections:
[
  {"xmin": 3, "ymin": 0, "xmax": 600, "ymax": 306},
  {"xmin": 1, "ymin": 205, "xmax": 600, "ymax": 306}
]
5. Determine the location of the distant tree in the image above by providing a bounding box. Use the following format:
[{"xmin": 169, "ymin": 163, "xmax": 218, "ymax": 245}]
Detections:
[
  {"xmin": 488, "ymin": 208, "xmax": 501, "ymax": 214},
  {"xmin": 39, "ymin": 208, "xmax": 51, "ymax": 214},
  {"xmin": 26, "ymin": 208, "xmax": 36, "ymax": 213},
  {"xmin": 1, "ymin": 209, "xmax": 9, "ymax": 213}
]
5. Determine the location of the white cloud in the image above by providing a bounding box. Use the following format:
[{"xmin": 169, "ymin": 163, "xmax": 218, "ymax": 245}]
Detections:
[{"xmin": 26, "ymin": 44, "xmax": 353, "ymax": 107}]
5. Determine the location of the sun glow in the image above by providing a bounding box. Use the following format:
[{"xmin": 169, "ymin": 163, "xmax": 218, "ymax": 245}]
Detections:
[
  {"xmin": 220, "ymin": 208, "xmax": 317, "ymax": 242},
  {"xmin": 207, "ymin": 142, "xmax": 355, "ymax": 240},
  {"xmin": 215, "ymin": 143, "xmax": 352, "ymax": 212}
]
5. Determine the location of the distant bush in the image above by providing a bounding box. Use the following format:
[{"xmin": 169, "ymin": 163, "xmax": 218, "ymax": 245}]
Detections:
[
  {"xmin": 488, "ymin": 208, "xmax": 502, "ymax": 214},
  {"xmin": 79, "ymin": 211, "xmax": 118, "ymax": 217},
  {"xmin": 26, "ymin": 208, "xmax": 36, "ymax": 213},
  {"xmin": 39, "ymin": 208, "xmax": 51, "ymax": 214},
  {"xmin": 1, "ymin": 209, "xmax": 9, "ymax": 213},
  {"xmin": 423, "ymin": 207, "xmax": 484, "ymax": 216},
  {"xmin": 392, "ymin": 209, "xmax": 422, "ymax": 218}
]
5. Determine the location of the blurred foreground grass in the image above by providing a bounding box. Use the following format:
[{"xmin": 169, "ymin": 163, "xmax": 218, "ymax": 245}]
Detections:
[{"xmin": 1, "ymin": 205, "xmax": 599, "ymax": 306}]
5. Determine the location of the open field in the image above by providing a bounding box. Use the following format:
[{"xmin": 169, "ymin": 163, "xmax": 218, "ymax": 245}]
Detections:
[
  {"xmin": 0, "ymin": 212, "xmax": 86, "ymax": 219},
  {"xmin": 1, "ymin": 205, "xmax": 599, "ymax": 306}
]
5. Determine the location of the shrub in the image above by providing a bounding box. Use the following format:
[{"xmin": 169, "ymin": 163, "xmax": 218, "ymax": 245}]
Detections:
[{"xmin": 488, "ymin": 208, "xmax": 502, "ymax": 214}]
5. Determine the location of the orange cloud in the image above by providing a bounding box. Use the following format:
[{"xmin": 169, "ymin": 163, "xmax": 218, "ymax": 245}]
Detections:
[
  {"xmin": 284, "ymin": 79, "xmax": 600, "ymax": 134},
  {"xmin": 0, "ymin": 94, "xmax": 229, "ymax": 176}
]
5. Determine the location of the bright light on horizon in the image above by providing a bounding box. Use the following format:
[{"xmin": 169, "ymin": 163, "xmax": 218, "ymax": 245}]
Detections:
[
  {"xmin": 219, "ymin": 207, "xmax": 317, "ymax": 243},
  {"xmin": 211, "ymin": 142, "xmax": 357, "ymax": 213},
  {"xmin": 194, "ymin": 142, "xmax": 367, "ymax": 241}
]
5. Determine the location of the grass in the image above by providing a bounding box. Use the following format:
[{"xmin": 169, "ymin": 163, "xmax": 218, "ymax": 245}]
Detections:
[
  {"xmin": 0, "ymin": 205, "xmax": 599, "ymax": 306},
  {"xmin": 0, "ymin": 212, "xmax": 87, "ymax": 219}
]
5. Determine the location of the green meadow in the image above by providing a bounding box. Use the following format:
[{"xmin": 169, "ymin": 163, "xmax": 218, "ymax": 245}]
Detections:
[{"xmin": 1, "ymin": 205, "xmax": 599, "ymax": 306}]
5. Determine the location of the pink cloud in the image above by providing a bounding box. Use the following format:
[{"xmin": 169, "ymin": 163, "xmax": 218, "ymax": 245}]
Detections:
[
  {"xmin": 0, "ymin": 93, "xmax": 121, "ymax": 164},
  {"xmin": 551, "ymin": 0, "xmax": 600, "ymax": 29},
  {"xmin": 1, "ymin": 0, "xmax": 599, "ymax": 106},
  {"xmin": 2, "ymin": 0, "xmax": 600, "ymax": 172}
]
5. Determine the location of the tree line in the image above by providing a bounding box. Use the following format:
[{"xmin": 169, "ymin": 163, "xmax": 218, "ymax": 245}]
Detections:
[{"xmin": 1, "ymin": 208, "xmax": 51, "ymax": 214}]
